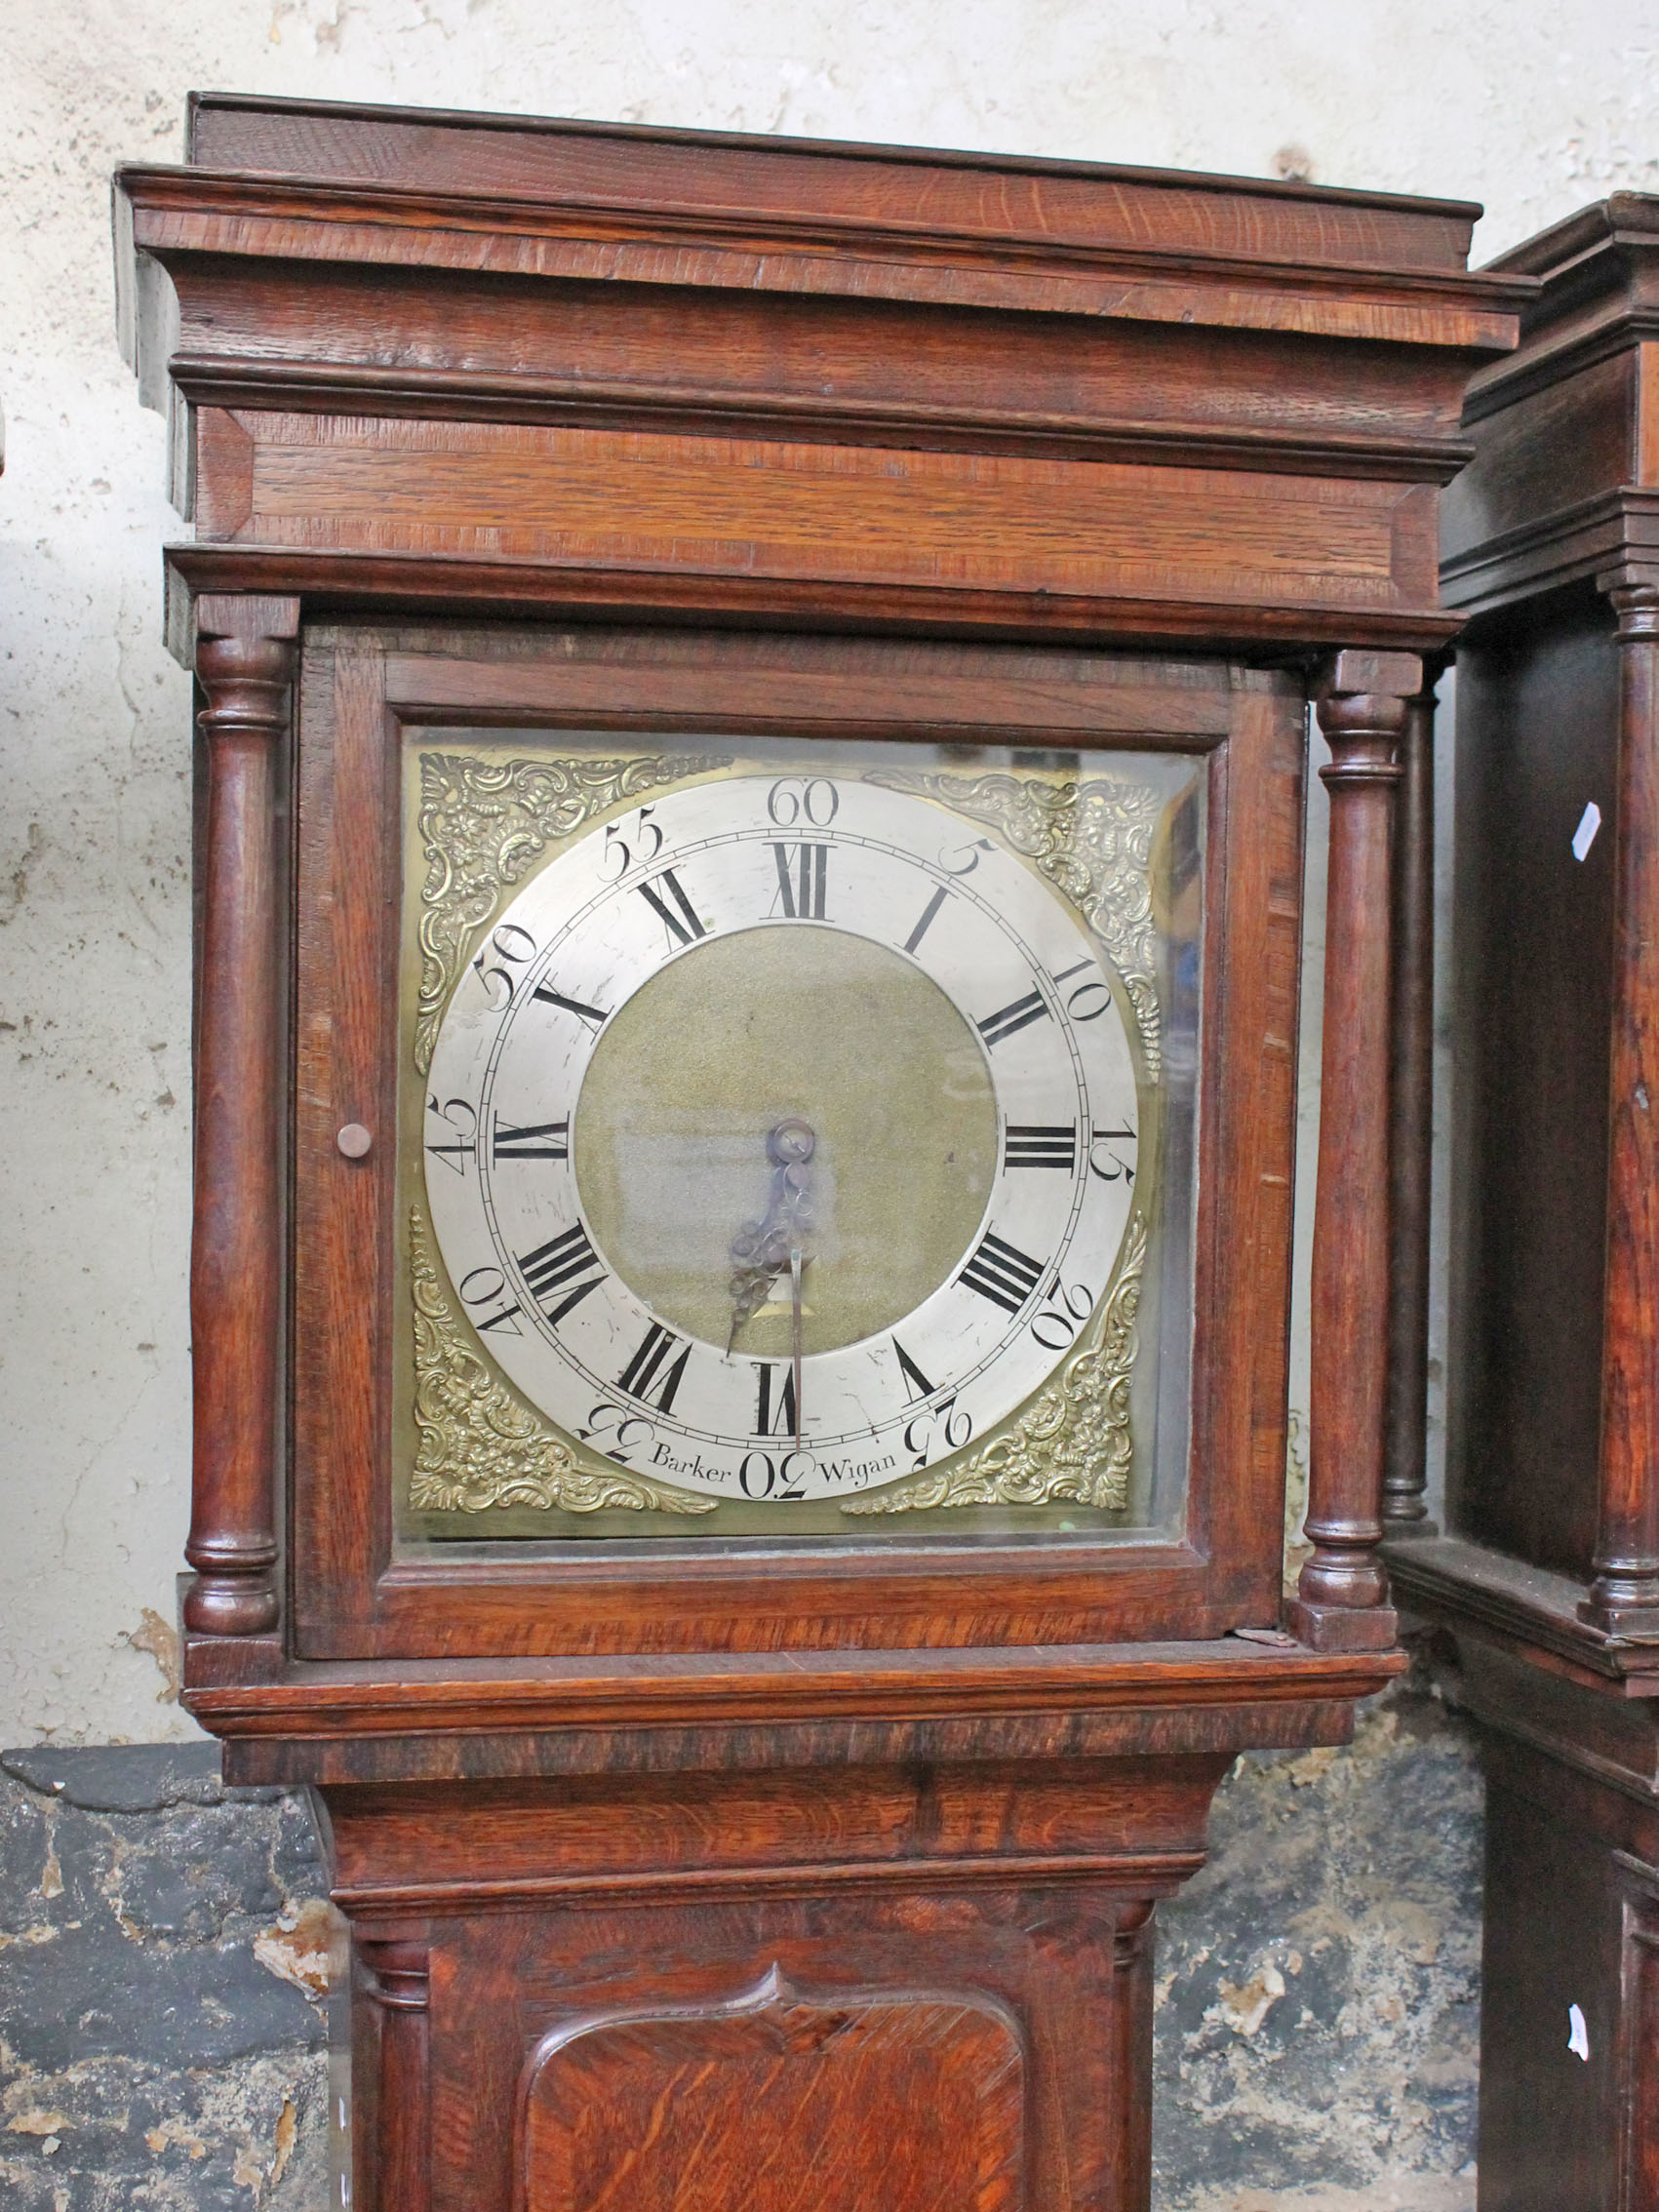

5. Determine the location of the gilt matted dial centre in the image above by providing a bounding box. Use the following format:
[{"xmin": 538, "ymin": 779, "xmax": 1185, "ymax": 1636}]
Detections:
[{"xmin": 424, "ymin": 774, "xmax": 1140, "ymax": 1502}]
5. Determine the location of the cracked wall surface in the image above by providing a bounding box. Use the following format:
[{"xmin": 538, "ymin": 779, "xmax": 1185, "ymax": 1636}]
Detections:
[{"xmin": 0, "ymin": 1676, "xmax": 1481, "ymax": 2209}]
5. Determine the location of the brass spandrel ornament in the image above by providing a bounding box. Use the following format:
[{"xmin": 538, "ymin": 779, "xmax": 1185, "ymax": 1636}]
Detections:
[
  {"xmin": 414, "ymin": 749, "xmax": 733, "ymax": 1074},
  {"xmin": 410, "ymin": 1205, "xmax": 717, "ymax": 1516}
]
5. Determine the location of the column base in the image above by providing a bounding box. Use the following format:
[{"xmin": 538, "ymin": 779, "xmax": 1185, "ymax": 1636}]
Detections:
[
  {"xmin": 1286, "ymin": 1599, "xmax": 1399, "ymax": 1653},
  {"xmin": 1577, "ymin": 1593, "xmax": 1659, "ymax": 1639}
]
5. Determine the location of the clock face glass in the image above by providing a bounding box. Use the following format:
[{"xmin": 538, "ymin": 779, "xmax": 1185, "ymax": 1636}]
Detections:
[{"xmin": 396, "ymin": 735, "xmax": 1204, "ymax": 1543}]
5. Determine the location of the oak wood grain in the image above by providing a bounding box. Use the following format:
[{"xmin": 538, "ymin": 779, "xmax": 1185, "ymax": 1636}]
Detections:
[
  {"xmin": 292, "ymin": 641, "xmax": 400, "ymax": 1630},
  {"xmin": 1408, "ymin": 196, "xmax": 1659, "ymax": 2207},
  {"xmin": 319, "ymin": 1778, "xmax": 1227, "ymax": 2212},
  {"xmin": 1385, "ymin": 1536, "xmax": 1648, "ymax": 1691},
  {"xmin": 1442, "ymin": 588, "xmax": 1618, "ymax": 1578},
  {"xmin": 166, "ymin": 539, "xmax": 1469, "ymax": 659},
  {"xmin": 520, "ymin": 1974, "xmax": 1025, "ymax": 2212},
  {"xmin": 115, "ymin": 93, "xmax": 1522, "ymax": 671},
  {"xmin": 1442, "ymin": 347, "xmax": 1638, "ymax": 570},
  {"xmin": 1186, "ymin": 681, "xmax": 1306, "ymax": 1613},
  {"xmin": 163, "ymin": 304, "xmax": 1476, "ymax": 481},
  {"xmin": 124, "ymin": 178, "xmax": 1521, "ymax": 366},
  {"xmin": 194, "ymin": 408, "xmax": 1434, "ymax": 622},
  {"xmin": 322, "ymin": 1757, "xmax": 1227, "ymax": 1902},
  {"xmin": 357, "ymin": 1939, "xmax": 431, "ymax": 2212},
  {"xmin": 184, "ymin": 91, "xmax": 1486, "ymax": 277},
  {"xmin": 1478, "ymin": 1773, "xmax": 1623, "ymax": 2212},
  {"xmin": 1400, "ymin": 1603, "xmax": 1659, "ymax": 2211},
  {"xmin": 1618, "ymin": 1868, "xmax": 1659, "ymax": 2212}
]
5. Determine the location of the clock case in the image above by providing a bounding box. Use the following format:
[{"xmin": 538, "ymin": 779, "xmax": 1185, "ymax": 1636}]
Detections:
[
  {"xmin": 116, "ymin": 97, "xmax": 1522, "ymax": 2212},
  {"xmin": 1389, "ymin": 196, "xmax": 1659, "ymax": 2210}
]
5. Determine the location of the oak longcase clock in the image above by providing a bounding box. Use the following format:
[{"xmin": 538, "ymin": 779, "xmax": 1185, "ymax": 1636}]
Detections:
[
  {"xmin": 1389, "ymin": 192, "xmax": 1659, "ymax": 2211},
  {"xmin": 116, "ymin": 92, "xmax": 1521, "ymax": 2212}
]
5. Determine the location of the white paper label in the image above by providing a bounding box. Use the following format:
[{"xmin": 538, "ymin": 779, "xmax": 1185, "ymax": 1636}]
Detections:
[{"xmin": 1572, "ymin": 803, "xmax": 1601, "ymax": 862}]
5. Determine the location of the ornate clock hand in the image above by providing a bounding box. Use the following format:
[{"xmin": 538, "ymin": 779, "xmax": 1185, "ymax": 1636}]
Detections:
[
  {"xmin": 726, "ymin": 1120, "xmax": 816, "ymax": 1364},
  {"xmin": 725, "ymin": 1218, "xmax": 784, "ymax": 1351}
]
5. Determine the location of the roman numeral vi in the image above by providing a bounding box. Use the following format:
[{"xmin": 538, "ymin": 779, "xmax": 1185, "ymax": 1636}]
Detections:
[{"xmin": 754, "ymin": 1362, "xmax": 799, "ymax": 1437}]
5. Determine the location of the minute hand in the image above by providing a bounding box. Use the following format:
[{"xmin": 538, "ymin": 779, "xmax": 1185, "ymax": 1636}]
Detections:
[{"xmin": 789, "ymin": 1243, "xmax": 806, "ymax": 1451}]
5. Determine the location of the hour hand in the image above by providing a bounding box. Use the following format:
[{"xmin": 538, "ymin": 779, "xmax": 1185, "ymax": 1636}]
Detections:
[
  {"xmin": 727, "ymin": 1220, "xmax": 790, "ymax": 1351},
  {"xmin": 725, "ymin": 1119, "xmax": 815, "ymax": 1352}
]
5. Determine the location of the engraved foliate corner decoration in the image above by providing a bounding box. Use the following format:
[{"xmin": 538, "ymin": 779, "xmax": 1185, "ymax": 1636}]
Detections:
[
  {"xmin": 844, "ymin": 769, "xmax": 1163, "ymax": 1516},
  {"xmin": 414, "ymin": 750, "xmax": 732, "ymax": 1076},
  {"xmin": 410, "ymin": 1206, "xmax": 718, "ymax": 1516}
]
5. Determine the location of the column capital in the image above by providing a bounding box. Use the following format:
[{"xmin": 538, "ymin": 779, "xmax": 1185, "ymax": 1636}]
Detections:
[
  {"xmin": 1607, "ymin": 579, "xmax": 1659, "ymax": 642},
  {"xmin": 1314, "ymin": 652, "xmax": 1419, "ymax": 788},
  {"xmin": 1316, "ymin": 649, "xmax": 1424, "ymax": 709}
]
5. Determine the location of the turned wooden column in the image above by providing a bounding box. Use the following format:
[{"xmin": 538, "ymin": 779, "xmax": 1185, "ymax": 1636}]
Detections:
[
  {"xmin": 1584, "ymin": 580, "xmax": 1659, "ymax": 1636},
  {"xmin": 184, "ymin": 593, "xmax": 298, "ymax": 1638},
  {"xmin": 1108, "ymin": 1903, "xmax": 1157, "ymax": 2206},
  {"xmin": 1382, "ymin": 665, "xmax": 1442, "ymax": 1534},
  {"xmin": 356, "ymin": 1937, "xmax": 432, "ymax": 2212},
  {"xmin": 1290, "ymin": 650, "xmax": 1418, "ymax": 1652}
]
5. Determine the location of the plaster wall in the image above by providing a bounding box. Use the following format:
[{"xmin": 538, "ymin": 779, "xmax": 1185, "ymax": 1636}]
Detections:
[{"xmin": 8, "ymin": 0, "xmax": 1657, "ymax": 1750}]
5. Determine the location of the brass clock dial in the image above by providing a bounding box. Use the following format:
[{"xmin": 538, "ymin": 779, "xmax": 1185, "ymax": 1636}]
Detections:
[{"xmin": 420, "ymin": 770, "xmax": 1146, "ymax": 1509}]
